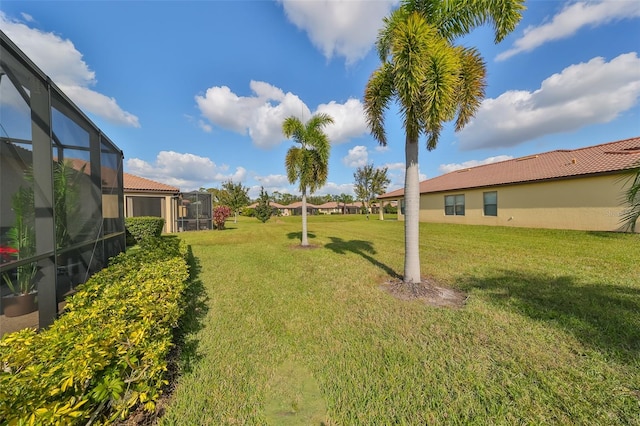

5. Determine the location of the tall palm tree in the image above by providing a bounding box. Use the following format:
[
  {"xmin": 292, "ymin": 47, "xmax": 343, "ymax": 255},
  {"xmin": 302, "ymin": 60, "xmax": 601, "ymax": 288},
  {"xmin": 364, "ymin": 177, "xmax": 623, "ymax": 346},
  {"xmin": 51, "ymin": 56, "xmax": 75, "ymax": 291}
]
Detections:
[
  {"xmin": 283, "ymin": 113, "xmax": 334, "ymax": 246},
  {"xmin": 364, "ymin": 0, "xmax": 524, "ymax": 284}
]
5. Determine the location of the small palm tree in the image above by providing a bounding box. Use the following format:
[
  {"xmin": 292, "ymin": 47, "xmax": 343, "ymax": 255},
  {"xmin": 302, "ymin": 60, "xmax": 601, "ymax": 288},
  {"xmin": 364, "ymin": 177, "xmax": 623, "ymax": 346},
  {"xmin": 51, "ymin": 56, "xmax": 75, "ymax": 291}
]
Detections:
[
  {"xmin": 621, "ymin": 162, "xmax": 640, "ymax": 232},
  {"xmin": 283, "ymin": 113, "xmax": 334, "ymax": 246},
  {"xmin": 364, "ymin": 0, "xmax": 524, "ymax": 283}
]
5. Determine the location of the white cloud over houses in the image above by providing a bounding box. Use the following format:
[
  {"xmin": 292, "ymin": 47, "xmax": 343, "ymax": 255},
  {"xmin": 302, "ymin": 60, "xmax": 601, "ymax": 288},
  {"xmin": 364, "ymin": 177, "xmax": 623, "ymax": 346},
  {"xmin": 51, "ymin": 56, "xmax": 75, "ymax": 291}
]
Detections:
[
  {"xmin": 255, "ymin": 173, "xmax": 290, "ymax": 188},
  {"xmin": 343, "ymin": 145, "xmax": 369, "ymax": 167},
  {"xmin": 0, "ymin": 12, "xmax": 139, "ymax": 127},
  {"xmin": 250, "ymin": 173, "xmax": 355, "ymax": 198},
  {"xmin": 319, "ymin": 181, "xmax": 355, "ymax": 196},
  {"xmin": 277, "ymin": 0, "xmax": 398, "ymax": 64},
  {"xmin": 458, "ymin": 53, "xmax": 640, "ymax": 150},
  {"xmin": 127, "ymin": 151, "xmax": 246, "ymax": 191},
  {"xmin": 497, "ymin": 1, "xmax": 640, "ymax": 61},
  {"xmin": 377, "ymin": 162, "xmax": 426, "ymax": 194},
  {"xmin": 438, "ymin": 155, "xmax": 513, "ymax": 174},
  {"xmin": 248, "ymin": 174, "xmax": 292, "ymax": 199},
  {"xmin": 196, "ymin": 80, "xmax": 368, "ymax": 148}
]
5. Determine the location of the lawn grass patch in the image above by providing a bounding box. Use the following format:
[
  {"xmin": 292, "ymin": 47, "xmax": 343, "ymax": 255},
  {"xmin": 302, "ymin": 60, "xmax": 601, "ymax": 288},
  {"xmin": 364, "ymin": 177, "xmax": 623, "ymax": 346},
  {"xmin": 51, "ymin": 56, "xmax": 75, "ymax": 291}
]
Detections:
[{"xmin": 160, "ymin": 216, "xmax": 639, "ymax": 424}]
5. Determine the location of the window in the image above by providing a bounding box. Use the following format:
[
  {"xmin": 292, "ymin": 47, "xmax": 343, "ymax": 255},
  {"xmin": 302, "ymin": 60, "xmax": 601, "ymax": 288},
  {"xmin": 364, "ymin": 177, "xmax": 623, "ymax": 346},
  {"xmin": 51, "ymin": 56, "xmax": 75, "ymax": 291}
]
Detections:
[
  {"xmin": 484, "ymin": 191, "xmax": 497, "ymax": 216},
  {"xmin": 444, "ymin": 194, "xmax": 465, "ymax": 216}
]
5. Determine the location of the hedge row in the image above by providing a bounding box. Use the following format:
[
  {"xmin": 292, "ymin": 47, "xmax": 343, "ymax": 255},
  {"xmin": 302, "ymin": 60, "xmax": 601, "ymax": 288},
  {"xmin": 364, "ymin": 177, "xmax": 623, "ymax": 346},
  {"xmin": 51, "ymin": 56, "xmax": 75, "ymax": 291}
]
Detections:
[
  {"xmin": 125, "ymin": 217, "xmax": 165, "ymax": 245},
  {"xmin": 0, "ymin": 237, "xmax": 190, "ymax": 425}
]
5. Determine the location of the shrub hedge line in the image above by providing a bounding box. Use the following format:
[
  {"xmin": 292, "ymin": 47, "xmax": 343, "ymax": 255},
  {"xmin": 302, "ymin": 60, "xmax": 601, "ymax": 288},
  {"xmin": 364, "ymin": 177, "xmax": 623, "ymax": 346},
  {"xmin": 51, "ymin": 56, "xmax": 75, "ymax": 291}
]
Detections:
[
  {"xmin": 125, "ymin": 217, "xmax": 165, "ymax": 244},
  {"xmin": 0, "ymin": 237, "xmax": 190, "ymax": 425}
]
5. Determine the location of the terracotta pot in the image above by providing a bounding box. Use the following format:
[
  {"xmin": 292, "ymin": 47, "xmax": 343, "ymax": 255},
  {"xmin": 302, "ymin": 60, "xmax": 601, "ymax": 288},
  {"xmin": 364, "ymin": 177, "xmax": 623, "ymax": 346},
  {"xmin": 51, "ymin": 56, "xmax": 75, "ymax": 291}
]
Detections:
[{"xmin": 2, "ymin": 292, "xmax": 38, "ymax": 317}]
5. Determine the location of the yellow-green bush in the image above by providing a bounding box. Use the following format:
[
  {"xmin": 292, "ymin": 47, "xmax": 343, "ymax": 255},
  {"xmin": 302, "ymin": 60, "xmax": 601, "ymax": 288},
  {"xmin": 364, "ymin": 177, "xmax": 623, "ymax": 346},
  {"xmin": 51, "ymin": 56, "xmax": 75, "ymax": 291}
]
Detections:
[
  {"xmin": 125, "ymin": 217, "xmax": 165, "ymax": 244},
  {"xmin": 0, "ymin": 237, "xmax": 189, "ymax": 425}
]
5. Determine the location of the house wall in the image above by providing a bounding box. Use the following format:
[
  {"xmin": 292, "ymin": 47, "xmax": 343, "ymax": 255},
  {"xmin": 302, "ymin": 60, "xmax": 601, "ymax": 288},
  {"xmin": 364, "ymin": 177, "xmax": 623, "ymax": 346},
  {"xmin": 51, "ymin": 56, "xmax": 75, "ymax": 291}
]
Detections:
[
  {"xmin": 124, "ymin": 193, "xmax": 178, "ymax": 233},
  {"xmin": 394, "ymin": 174, "xmax": 635, "ymax": 232}
]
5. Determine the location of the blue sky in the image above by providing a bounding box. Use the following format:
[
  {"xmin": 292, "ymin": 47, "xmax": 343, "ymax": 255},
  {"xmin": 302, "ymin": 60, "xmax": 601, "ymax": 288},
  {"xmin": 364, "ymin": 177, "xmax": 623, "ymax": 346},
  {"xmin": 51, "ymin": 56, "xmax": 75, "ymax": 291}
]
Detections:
[{"xmin": 1, "ymin": 1, "xmax": 639, "ymax": 198}]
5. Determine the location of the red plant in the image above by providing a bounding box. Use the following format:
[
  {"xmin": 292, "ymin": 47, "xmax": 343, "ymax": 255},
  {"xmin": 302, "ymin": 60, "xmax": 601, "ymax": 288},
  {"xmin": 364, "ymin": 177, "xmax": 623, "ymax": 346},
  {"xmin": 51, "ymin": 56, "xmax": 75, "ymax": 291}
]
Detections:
[
  {"xmin": 213, "ymin": 205, "xmax": 232, "ymax": 230},
  {"xmin": 0, "ymin": 245, "xmax": 18, "ymax": 263}
]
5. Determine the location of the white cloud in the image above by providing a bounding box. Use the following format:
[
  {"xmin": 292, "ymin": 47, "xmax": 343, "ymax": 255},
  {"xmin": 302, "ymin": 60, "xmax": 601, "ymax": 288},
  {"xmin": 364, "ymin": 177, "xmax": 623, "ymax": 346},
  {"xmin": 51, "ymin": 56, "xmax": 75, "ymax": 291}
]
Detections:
[
  {"xmin": 378, "ymin": 161, "xmax": 426, "ymax": 193},
  {"xmin": 20, "ymin": 13, "xmax": 34, "ymax": 23},
  {"xmin": 278, "ymin": 0, "xmax": 398, "ymax": 64},
  {"xmin": 198, "ymin": 120, "xmax": 212, "ymax": 133},
  {"xmin": 0, "ymin": 12, "xmax": 139, "ymax": 127},
  {"xmin": 196, "ymin": 81, "xmax": 368, "ymax": 148},
  {"xmin": 255, "ymin": 174, "xmax": 290, "ymax": 187},
  {"xmin": 316, "ymin": 98, "xmax": 368, "ymax": 143},
  {"xmin": 438, "ymin": 155, "xmax": 513, "ymax": 174},
  {"xmin": 343, "ymin": 145, "xmax": 369, "ymax": 167},
  {"xmin": 384, "ymin": 162, "xmax": 405, "ymax": 171},
  {"xmin": 317, "ymin": 182, "xmax": 355, "ymax": 196},
  {"xmin": 126, "ymin": 151, "xmax": 247, "ymax": 191},
  {"xmin": 249, "ymin": 174, "xmax": 292, "ymax": 199},
  {"xmin": 58, "ymin": 85, "xmax": 140, "ymax": 128},
  {"xmin": 458, "ymin": 53, "xmax": 640, "ymax": 150},
  {"xmin": 497, "ymin": 1, "xmax": 640, "ymax": 61},
  {"xmin": 195, "ymin": 81, "xmax": 308, "ymax": 148},
  {"xmin": 375, "ymin": 145, "xmax": 389, "ymax": 152}
]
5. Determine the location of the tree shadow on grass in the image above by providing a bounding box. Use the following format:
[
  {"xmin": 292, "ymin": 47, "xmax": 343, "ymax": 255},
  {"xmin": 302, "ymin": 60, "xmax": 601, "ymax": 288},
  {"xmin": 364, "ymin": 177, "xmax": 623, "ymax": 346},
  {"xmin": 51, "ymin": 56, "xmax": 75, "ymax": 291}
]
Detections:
[
  {"xmin": 324, "ymin": 236, "xmax": 401, "ymax": 279},
  {"xmin": 172, "ymin": 245, "xmax": 209, "ymax": 374},
  {"xmin": 457, "ymin": 270, "xmax": 640, "ymax": 365},
  {"xmin": 286, "ymin": 231, "xmax": 316, "ymax": 242}
]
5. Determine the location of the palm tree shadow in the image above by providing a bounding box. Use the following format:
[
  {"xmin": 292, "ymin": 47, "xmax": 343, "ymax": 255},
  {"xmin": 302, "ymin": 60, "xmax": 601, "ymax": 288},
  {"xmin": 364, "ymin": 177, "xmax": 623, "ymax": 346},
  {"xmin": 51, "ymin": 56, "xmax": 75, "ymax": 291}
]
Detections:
[
  {"xmin": 325, "ymin": 236, "xmax": 401, "ymax": 279},
  {"xmin": 286, "ymin": 231, "xmax": 316, "ymax": 241},
  {"xmin": 457, "ymin": 269, "xmax": 640, "ymax": 365}
]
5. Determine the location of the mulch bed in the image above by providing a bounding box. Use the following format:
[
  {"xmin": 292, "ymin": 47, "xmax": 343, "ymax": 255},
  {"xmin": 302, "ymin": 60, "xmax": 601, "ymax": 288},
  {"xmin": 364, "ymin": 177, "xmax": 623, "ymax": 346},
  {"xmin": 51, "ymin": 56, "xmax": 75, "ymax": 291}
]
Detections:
[{"xmin": 380, "ymin": 277, "xmax": 468, "ymax": 308}]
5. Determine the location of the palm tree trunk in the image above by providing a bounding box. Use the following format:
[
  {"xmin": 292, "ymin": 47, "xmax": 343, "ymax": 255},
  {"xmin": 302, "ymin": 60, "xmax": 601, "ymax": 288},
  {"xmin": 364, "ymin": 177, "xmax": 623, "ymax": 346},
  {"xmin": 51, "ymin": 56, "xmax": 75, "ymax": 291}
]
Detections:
[
  {"xmin": 301, "ymin": 189, "xmax": 309, "ymax": 246},
  {"xmin": 404, "ymin": 137, "xmax": 421, "ymax": 283}
]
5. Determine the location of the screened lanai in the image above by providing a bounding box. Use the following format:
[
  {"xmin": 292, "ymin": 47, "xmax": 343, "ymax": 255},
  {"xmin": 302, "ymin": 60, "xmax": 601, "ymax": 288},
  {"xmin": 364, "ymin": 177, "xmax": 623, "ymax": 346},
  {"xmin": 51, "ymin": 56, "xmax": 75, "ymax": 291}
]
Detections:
[{"xmin": 0, "ymin": 31, "xmax": 125, "ymax": 336}]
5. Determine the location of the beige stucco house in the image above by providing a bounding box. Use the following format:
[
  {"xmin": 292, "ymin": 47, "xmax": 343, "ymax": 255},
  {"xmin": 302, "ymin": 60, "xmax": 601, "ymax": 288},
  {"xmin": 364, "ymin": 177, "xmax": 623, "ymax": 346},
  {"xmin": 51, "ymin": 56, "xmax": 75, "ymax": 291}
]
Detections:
[
  {"xmin": 377, "ymin": 137, "xmax": 640, "ymax": 232},
  {"xmin": 123, "ymin": 173, "xmax": 180, "ymax": 233}
]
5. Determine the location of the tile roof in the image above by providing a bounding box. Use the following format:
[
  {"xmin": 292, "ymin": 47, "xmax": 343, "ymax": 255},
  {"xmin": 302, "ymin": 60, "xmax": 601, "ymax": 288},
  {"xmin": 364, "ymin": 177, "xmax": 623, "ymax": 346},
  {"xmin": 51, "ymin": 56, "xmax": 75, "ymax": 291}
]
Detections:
[
  {"xmin": 379, "ymin": 136, "xmax": 640, "ymax": 199},
  {"xmin": 123, "ymin": 172, "xmax": 179, "ymax": 193}
]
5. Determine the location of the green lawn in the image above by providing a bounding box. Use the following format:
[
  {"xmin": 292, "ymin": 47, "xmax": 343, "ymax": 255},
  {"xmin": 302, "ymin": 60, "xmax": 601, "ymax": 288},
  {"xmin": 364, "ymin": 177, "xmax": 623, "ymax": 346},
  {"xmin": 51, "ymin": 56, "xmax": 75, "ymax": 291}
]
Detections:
[{"xmin": 160, "ymin": 215, "xmax": 639, "ymax": 425}]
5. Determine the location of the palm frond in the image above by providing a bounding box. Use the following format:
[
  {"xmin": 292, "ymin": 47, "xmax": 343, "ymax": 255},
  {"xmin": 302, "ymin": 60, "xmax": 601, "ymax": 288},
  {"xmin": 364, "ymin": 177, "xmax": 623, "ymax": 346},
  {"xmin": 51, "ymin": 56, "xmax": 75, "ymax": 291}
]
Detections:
[
  {"xmin": 285, "ymin": 147, "xmax": 303, "ymax": 185},
  {"xmin": 282, "ymin": 116, "xmax": 305, "ymax": 143},
  {"xmin": 419, "ymin": 34, "xmax": 460, "ymax": 149},
  {"xmin": 391, "ymin": 12, "xmax": 437, "ymax": 142},
  {"xmin": 426, "ymin": 0, "xmax": 526, "ymax": 42},
  {"xmin": 454, "ymin": 46, "xmax": 486, "ymax": 131},
  {"xmin": 364, "ymin": 63, "xmax": 394, "ymax": 146},
  {"xmin": 619, "ymin": 163, "xmax": 640, "ymax": 232},
  {"xmin": 376, "ymin": 7, "xmax": 410, "ymax": 62}
]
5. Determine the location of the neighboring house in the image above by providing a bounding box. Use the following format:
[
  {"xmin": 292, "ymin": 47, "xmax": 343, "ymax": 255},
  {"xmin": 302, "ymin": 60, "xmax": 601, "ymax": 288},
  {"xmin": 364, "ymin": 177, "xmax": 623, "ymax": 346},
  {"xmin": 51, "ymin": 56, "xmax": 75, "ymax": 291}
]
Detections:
[
  {"xmin": 124, "ymin": 173, "xmax": 180, "ymax": 233},
  {"xmin": 377, "ymin": 137, "xmax": 640, "ymax": 232},
  {"xmin": 317, "ymin": 201, "xmax": 340, "ymax": 215},
  {"xmin": 247, "ymin": 201, "xmax": 287, "ymax": 216},
  {"xmin": 279, "ymin": 201, "xmax": 319, "ymax": 216}
]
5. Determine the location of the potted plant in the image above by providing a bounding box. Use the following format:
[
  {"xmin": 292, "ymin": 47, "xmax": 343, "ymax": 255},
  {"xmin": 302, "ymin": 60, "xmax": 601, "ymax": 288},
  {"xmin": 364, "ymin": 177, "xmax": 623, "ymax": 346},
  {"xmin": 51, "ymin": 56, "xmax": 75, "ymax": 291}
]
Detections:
[{"xmin": 1, "ymin": 185, "xmax": 39, "ymax": 317}]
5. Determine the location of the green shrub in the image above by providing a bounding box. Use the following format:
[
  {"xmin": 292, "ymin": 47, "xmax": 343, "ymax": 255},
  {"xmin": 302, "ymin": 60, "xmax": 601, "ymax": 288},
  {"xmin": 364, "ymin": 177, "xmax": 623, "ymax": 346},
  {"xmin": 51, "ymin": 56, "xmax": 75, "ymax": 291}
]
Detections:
[
  {"xmin": 0, "ymin": 237, "xmax": 189, "ymax": 425},
  {"xmin": 383, "ymin": 204, "xmax": 397, "ymax": 214},
  {"xmin": 125, "ymin": 217, "xmax": 165, "ymax": 244},
  {"xmin": 254, "ymin": 187, "xmax": 271, "ymax": 223},
  {"xmin": 242, "ymin": 207, "xmax": 255, "ymax": 217}
]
